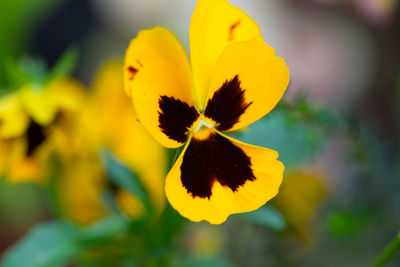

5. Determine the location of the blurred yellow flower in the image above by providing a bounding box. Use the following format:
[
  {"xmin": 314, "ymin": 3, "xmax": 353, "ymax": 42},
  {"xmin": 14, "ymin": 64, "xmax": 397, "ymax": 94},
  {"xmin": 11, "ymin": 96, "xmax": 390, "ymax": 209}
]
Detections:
[
  {"xmin": 0, "ymin": 77, "xmax": 85, "ymax": 183},
  {"xmin": 273, "ymin": 170, "xmax": 326, "ymax": 241},
  {"xmin": 0, "ymin": 78, "xmax": 84, "ymax": 139},
  {"xmin": 184, "ymin": 224, "xmax": 226, "ymax": 257},
  {"xmin": 124, "ymin": 0, "xmax": 289, "ymax": 224},
  {"xmin": 55, "ymin": 61, "xmax": 166, "ymax": 224}
]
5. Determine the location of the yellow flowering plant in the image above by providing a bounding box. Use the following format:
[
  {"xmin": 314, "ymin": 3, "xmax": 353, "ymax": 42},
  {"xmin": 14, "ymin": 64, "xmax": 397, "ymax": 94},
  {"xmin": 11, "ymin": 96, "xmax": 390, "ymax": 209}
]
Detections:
[
  {"xmin": 124, "ymin": 0, "xmax": 289, "ymax": 224},
  {"xmin": 0, "ymin": 51, "xmax": 85, "ymax": 183},
  {"xmin": 51, "ymin": 61, "xmax": 166, "ymax": 224}
]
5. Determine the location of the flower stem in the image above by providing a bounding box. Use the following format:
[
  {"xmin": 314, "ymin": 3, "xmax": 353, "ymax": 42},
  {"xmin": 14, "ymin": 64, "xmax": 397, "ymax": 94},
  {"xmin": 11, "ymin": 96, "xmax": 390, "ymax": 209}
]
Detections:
[{"xmin": 372, "ymin": 231, "xmax": 400, "ymax": 267}]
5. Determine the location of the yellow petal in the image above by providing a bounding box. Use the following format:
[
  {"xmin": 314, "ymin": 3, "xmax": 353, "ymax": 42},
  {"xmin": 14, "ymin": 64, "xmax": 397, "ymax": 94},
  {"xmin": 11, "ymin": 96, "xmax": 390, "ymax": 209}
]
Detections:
[
  {"xmin": 20, "ymin": 78, "xmax": 85, "ymax": 126},
  {"xmin": 46, "ymin": 77, "xmax": 86, "ymax": 112},
  {"xmin": 4, "ymin": 137, "xmax": 46, "ymax": 184},
  {"xmin": 129, "ymin": 64, "xmax": 198, "ymax": 148},
  {"xmin": 165, "ymin": 132, "xmax": 284, "ymax": 224},
  {"xmin": 19, "ymin": 85, "xmax": 57, "ymax": 125},
  {"xmin": 206, "ymin": 41, "xmax": 289, "ymax": 131},
  {"xmin": 124, "ymin": 26, "xmax": 192, "ymax": 98},
  {"xmin": 190, "ymin": 0, "xmax": 263, "ymax": 108},
  {"xmin": 0, "ymin": 93, "xmax": 29, "ymax": 138},
  {"xmin": 58, "ymin": 158, "xmax": 107, "ymax": 225},
  {"xmin": 116, "ymin": 189, "xmax": 146, "ymax": 220},
  {"xmin": 124, "ymin": 27, "xmax": 196, "ymax": 148}
]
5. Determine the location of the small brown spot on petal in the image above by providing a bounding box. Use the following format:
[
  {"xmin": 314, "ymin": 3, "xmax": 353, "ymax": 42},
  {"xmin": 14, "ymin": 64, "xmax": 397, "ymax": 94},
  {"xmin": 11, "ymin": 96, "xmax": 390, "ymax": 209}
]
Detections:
[
  {"xmin": 127, "ymin": 66, "xmax": 138, "ymax": 80},
  {"xmin": 229, "ymin": 20, "xmax": 241, "ymax": 41},
  {"xmin": 136, "ymin": 60, "xmax": 143, "ymax": 67}
]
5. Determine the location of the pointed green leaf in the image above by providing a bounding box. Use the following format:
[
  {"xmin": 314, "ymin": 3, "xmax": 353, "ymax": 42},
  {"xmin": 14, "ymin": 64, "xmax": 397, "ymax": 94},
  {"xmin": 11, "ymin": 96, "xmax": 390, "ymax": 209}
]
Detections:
[{"xmin": 101, "ymin": 150, "xmax": 151, "ymax": 211}]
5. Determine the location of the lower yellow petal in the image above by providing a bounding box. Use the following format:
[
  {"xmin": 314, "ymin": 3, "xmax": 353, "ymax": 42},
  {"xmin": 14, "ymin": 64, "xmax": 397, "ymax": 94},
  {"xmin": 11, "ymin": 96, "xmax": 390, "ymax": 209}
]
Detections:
[{"xmin": 165, "ymin": 132, "xmax": 284, "ymax": 224}]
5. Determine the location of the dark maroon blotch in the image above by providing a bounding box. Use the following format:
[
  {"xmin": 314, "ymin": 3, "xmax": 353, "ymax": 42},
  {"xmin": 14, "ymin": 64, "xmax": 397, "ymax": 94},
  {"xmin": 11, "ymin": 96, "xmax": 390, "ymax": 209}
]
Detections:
[
  {"xmin": 127, "ymin": 66, "xmax": 138, "ymax": 80},
  {"xmin": 158, "ymin": 96, "xmax": 199, "ymax": 143},
  {"xmin": 204, "ymin": 75, "xmax": 252, "ymax": 131},
  {"xmin": 180, "ymin": 132, "xmax": 255, "ymax": 199},
  {"xmin": 26, "ymin": 121, "xmax": 46, "ymax": 156}
]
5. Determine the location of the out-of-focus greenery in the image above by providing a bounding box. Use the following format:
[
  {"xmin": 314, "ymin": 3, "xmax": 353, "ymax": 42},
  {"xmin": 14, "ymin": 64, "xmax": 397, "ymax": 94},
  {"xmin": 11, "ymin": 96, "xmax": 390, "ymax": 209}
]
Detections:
[{"xmin": 0, "ymin": 0, "xmax": 65, "ymax": 86}]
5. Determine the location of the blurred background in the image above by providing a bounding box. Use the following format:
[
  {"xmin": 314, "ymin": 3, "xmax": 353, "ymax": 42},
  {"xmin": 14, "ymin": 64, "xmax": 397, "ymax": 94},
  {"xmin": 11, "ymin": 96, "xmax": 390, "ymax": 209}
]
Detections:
[{"xmin": 0, "ymin": 0, "xmax": 399, "ymax": 266}]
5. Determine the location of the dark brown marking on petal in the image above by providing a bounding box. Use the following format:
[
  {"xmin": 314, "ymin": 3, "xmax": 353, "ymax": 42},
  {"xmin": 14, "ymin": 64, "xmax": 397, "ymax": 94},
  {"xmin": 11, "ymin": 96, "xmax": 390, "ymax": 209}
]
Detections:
[
  {"xmin": 158, "ymin": 96, "xmax": 199, "ymax": 143},
  {"xmin": 229, "ymin": 20, "xmax": 241, "ymax": 41},
  {"xmin": 127, "ymin": 66, "xmax": 138, "ymax": 80},
  {"xmin": 204, "ymin": 75, "xmax": 252, "ymax": 131},
  {"xmin": 26, "ymin": 121, "xmax": 46, "ymax": 156},
  {"xmin": 181, "ymin": 132, "xmax": 255, "ymax": 199}
]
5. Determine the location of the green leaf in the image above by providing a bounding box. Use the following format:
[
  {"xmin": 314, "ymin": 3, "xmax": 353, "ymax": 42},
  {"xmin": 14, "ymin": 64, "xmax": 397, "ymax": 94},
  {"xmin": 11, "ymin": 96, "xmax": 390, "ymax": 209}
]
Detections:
[
  {"xmin": 238, "ymin": 205, "xmax": 287, "ymax": 231},
  {"xmin": 1, "ymin": 216, "xmax": 129, "ymax": 267},
  {"xmin": 230, "ymin": 110, "xmax": 324, "ymax": 169},
  {"xmin": 80, "ymin": 215, "xmax": 129, "ymax": 242},
  {"xmin": 47, "ymin": 47, "xmax": 79, "ymax": 81},
  {"xmin": 101, "ymin": 150, "xmax": 151, "ymax": 210},
  {"xmin": 1, "ymin": 221, "xmax": 82, "ymax": 267},
  {"xmin": 3, "ymin": 56, "xmax": 48, "ymax": 89}
]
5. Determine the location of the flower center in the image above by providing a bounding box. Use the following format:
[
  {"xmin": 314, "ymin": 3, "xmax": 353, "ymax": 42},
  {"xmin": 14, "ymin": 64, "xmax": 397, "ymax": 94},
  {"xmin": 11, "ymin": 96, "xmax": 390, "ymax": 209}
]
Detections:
[
  {"xmin": 191, "ymin": 116, "xmax": 215, "ymax": 140},
  {"xmin": 193, "ymin": 118, "xmax": 213, "ymax": 133}
]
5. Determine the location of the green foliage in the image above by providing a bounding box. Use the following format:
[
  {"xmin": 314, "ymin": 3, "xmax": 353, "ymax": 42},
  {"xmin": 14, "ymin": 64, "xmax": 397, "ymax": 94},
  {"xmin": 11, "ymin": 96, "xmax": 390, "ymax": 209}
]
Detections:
[
  {"xmin": 1, "ymin": 216, "xmax": 129, "ymax": 267},
  {"xmin": 0, "ymin": 0, "xmax": 65, "ymax": 86},
  {"xmin": 0, "ymin": 47, "xmax": 79, "ymax": 97},
  {"xmin": 326, "ymin": 210, "xmax": 371, "ymax": 238},
  {"xmin": 47, "ymin": 47, "xmax": 79, "ymax": 81},
  {"xmin": 173, "ymin": 256, "xmax": 236, "ymax": 267},
  {"xmin": 237, "ymin": 205, "xmax": 286, "ymax": 231},
  {"xmin": 101, "ymin": 150, "xmax": 151, "ymax": 211},
  {"xmin": 231, "ymin": 110, "xmax": 324, "ymax": 169},
  {"xmin": 1, "ymin": 221, "xmax": 82, "ymax": 267}
]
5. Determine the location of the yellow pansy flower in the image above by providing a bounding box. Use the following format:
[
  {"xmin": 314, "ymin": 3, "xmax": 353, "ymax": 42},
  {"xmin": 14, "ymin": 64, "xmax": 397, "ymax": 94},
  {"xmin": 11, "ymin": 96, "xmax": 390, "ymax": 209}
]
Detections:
[
  {"xmin": 124, "ymin": 0, "xmax": 289, "ymax": 224},
  {"xmin": 0, "ymin": 78, "xmax": 84, "ymax": 139},
  {"xmin": 0, "ymin": 77, "xmax": 85, "ymax": 183},
  {"xmin": 55, "ymin": 61, "xmax": 166, "ymax": 224}
]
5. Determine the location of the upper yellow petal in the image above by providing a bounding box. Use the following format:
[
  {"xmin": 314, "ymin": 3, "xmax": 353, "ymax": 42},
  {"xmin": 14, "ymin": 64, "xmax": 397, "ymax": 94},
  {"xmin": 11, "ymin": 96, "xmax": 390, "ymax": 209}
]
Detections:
[
  {"xmin": 124, "ymin": 27, "xmax": 195, "ymax": 148},
  {"xmin": 20, "ymin": 78, "xmax": 85, "ymax": 126},
  {"xmin": 190, "ymin": 0, "xmax": 263, "ymax": 108},
  {"xmin": 206, "ymin": 41, "xmax": 289, "ymax": 131},
  {"xmin": 124, "ymin": 26, "xmax": 192, "ymax": 98}
]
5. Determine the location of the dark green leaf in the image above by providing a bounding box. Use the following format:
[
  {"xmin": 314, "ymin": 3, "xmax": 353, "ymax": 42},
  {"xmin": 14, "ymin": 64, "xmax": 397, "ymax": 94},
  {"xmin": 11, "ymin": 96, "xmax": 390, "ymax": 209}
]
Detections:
[{"xmin": 101, "ymin": 150, "xmax": 151, "ymax": 210}]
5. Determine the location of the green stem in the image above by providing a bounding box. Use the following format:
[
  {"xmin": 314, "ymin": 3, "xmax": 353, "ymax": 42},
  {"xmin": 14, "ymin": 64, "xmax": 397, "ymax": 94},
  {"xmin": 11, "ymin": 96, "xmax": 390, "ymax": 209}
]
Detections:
[{"xmin": 372, "ymin": 231, "xmax": 400, "ymax": 267}]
